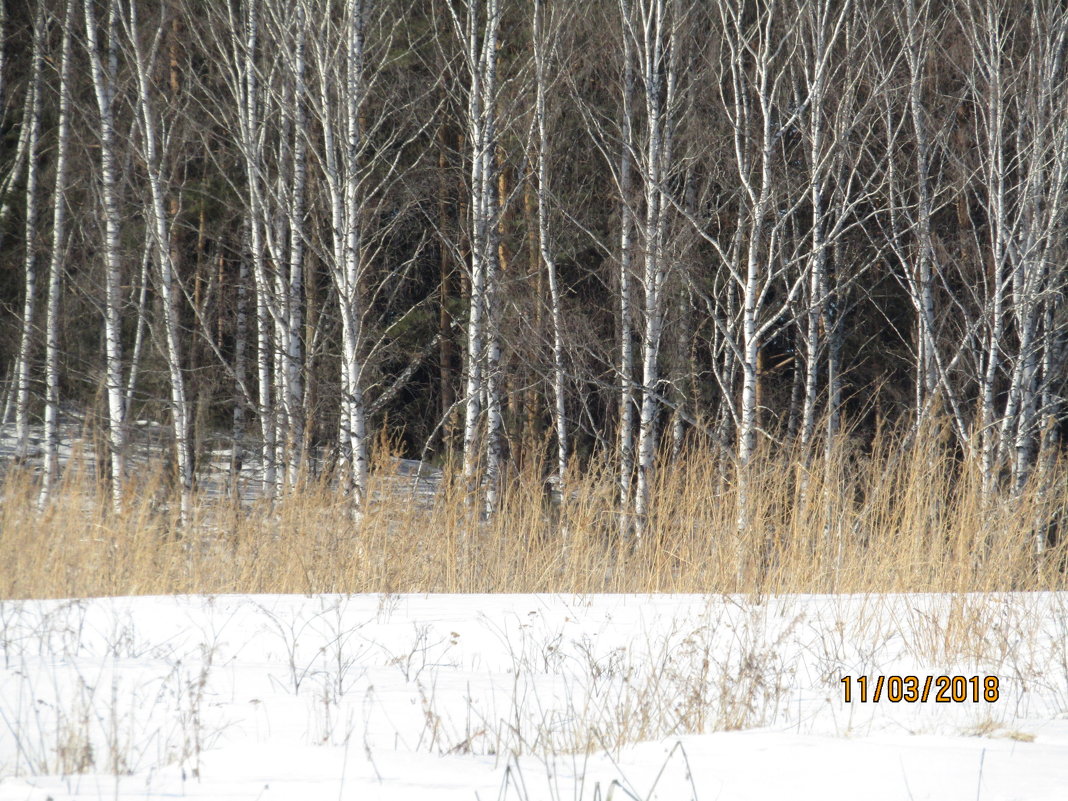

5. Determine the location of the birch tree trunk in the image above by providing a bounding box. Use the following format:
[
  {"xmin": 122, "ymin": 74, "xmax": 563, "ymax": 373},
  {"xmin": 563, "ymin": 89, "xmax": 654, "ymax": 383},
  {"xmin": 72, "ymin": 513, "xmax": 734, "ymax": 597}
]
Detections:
[
  {"xmin": 900, "ymin": 0, "xmax": 942, "ymax": 430},
  {"xmin": 723, "ymin": 1, "xmax": 785, "ymax": 535},
  {"xmin": 229, "ymin": 0, "xmax": 277, "ymax": 496},
  {"xmin": 1031, "ymin": 0, "xmax": 1068, "ymax": 481},
  {"xmin": 450, "ymin": 0, "xmax": 501, "ymax": 513},
  {"xmin": 696, "ymin": 1, "xmax": 812, "ymax": 541},
  {"xmin": 796, "ymin": 0, "xmax": 849, "ymax": 451},
  {"xmin": 483, "ymin": 136, "xmax": 503, "ymax": 515},
  {"xmin": 83, "ymin": 0, "xmax": 127, "ymax": 512},
  {"xmin": 41, "ymin": 0, "xmax": 76, "ymax": 504},
  {"xmin": 13, "ymin": 4, "xmax": 44, "ymax": 465},
  {"xmin": 0, "ymin": 0, "xmax": 24, "ymax": 251},
  {"xmin": 974, "ymin": 0, "xmax": 1012, "ymax": 494},
  {"xmin": 284, "ymin": 4, "xmax": 308, "ymax": 486},
  {"xmin": 631, "ymin": 0, "xmax": 679, "ymax": 540},
  {"xmin": 726, "ymin": 2, "xmax": 779, "ymax": 480},
  {"xmin": 231, "ymin": 233, "xmax": 250, "ymax": 494},
  {"xmin": 617, "ymin": 0, "xmax": 638, "ymax": 537},
  {"xmin": 124, "ymin": 236, "xmax": 151, "ymax": 412},
  {"xmin": 338, "ymin": 0, "xmax": 369, "ymax": 516},
  {"xmin": 1006, "ymin": 5, "xmax": 1066, "ymax": 495},
  {"xmin": 127, "ymin": 0, "xmax": 193, "ymax": 524},
  {"xmin": 305, "ymin": 0, "xmax": 371, "ymax": 517},
  {"xmin": 533, "ymin": 0, "xmax": 568, "ymax": 491},
  {"xmin": 248, "ymin": 1, "xmax": 311, "ymax": 490}
]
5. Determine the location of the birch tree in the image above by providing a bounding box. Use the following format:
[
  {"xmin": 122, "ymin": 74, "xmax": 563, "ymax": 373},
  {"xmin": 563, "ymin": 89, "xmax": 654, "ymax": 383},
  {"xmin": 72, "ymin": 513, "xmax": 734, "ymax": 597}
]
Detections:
[
  {"xmin": 999, "ymin": 3, "xmax": 1067, "ymax": 495},
  {"xmin": 83, "ymin": 0, "xmax": 128, "ymax": 510},
  {"xmin": 956, "ymin": 0, "xmax": 1068, "ymax": 500},
  {"xmin": 532, "ymin": 0, "xmax": 568, "ymax": 490},
  {"xmin": 283, "ymin": 5, "xmax": 307, "ymax": 487},
  {"xmin": 230, "ymin": 224, "xmax": 250, "ymax": 491},
  {"xmin": 616, "ymin": 0, "xmax": 638, "ymax": 536},
  {"xmin": 12, "ymin": 3, "xmax": 45, "ymax": 464},
  {"xmin": 306, "ymin": 0, "xmax": 372, "ymax": 515},
  {"xmin": 252, "ymin": 0, "xmax": 310, "ymax": 488},
  {"xmin": 678, "ymin": 2, "xmax": 819, "ymax": 537},
  {"xmin": 794, "ymin": 0, "xmax": 851, "ymax": 451},
  {"xmin": 40, "ymin": 0, "xmax": 76, "ymax": 503},
  {"xmin": 628, "ymin": 0, "xmax": 682, "ymax": 538},
  {"xmin": 126, "ymin": 0, "xmax": 193, "ymax": 523},
  {"xmin": 0, "ymin": 0, "xmax": 33, "ymax": 253},
  {"xmin": 720, "ymin": 2, "xmax": 800, "ymax": 475},
  {"xmin": 884, "ymin": 0, "xmax": 970, "ymax": 449},
  {"xmin": 900, "ymin": 0, "xmax": 941, "ymax": 427},
  {"xmin": 696, "ymin": 1, "xmax": 805, "ymax": 534},
  {"xmin": 448, "ymin": 0, "xmax": 502, "ymax": 513},
  {"xmin": 219, "ymin": 0, "xmax": 278, "ymax": 495},
  {"xmin": 303, "ymin": 0, "xmax": 435, "ymax": 516}
]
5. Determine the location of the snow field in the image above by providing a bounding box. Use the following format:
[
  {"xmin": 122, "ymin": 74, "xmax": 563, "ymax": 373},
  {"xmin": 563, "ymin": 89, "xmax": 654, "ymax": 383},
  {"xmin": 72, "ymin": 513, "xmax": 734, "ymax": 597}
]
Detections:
[{"xmin": 1, "ymin": 592, "xmax": 1067, "ymax": 800}]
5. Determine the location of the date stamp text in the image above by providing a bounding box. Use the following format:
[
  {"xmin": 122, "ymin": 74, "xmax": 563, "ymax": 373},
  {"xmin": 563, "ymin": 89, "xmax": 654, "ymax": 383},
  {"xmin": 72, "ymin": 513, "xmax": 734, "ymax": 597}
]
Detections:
[{"xmin": 840, "ymin": 675, "xmax": 999, "ymax": 703}]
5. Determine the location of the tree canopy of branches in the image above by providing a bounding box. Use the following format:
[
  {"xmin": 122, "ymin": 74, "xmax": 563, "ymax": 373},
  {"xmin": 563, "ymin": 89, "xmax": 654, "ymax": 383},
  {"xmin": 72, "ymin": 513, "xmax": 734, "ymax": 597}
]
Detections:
[{"xmin": 1, "ymin": 0, "xmax": 1066, "ymax": 538}]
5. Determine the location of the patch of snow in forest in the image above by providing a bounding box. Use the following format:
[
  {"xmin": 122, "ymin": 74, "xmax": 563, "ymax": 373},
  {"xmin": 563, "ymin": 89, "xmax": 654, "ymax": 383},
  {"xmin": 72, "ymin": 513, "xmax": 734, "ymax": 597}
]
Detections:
[{"xmin": 0, "ymin": 416, "xmax": 442, "ymax": 507}]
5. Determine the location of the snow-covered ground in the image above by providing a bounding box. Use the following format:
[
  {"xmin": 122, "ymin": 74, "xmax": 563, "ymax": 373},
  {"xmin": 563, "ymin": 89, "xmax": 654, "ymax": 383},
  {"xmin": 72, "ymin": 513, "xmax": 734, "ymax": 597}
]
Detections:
[
  {"xmin": 0, "ymin": 412, "xmax": 442, "ymax": 509},
  {"xmin": 2, "ymin": 593, "xmax": 1067, "ymax": 800}
]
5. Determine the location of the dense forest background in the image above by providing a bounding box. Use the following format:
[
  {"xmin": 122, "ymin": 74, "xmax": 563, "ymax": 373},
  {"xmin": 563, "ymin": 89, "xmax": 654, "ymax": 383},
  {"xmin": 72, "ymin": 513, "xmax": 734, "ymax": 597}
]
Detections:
[{"xmin": 1, "ymin": 0, "xmax": 1066, "ymax": 538}]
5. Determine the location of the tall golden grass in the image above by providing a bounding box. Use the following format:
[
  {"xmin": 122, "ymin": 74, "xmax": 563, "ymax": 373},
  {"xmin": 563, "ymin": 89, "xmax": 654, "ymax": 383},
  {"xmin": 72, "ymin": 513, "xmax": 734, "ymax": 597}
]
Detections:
[{"xmin": 2, "ymin": 420, "xmax": 1066, "ymax": 599}]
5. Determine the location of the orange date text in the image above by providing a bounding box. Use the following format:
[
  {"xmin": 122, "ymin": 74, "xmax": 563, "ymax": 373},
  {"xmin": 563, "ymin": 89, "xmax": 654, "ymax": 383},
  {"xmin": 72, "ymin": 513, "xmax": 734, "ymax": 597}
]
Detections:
[{"xmin": 840, "ymin": 675, "xmax": 999, "ymax": 703}]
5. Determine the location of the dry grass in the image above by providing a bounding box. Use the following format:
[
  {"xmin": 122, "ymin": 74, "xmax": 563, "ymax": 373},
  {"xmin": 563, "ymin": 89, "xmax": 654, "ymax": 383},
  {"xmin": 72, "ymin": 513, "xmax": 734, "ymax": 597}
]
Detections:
[{"xmin": 2, "ymin": 422, "xmax": 1066, "ymax": 599}]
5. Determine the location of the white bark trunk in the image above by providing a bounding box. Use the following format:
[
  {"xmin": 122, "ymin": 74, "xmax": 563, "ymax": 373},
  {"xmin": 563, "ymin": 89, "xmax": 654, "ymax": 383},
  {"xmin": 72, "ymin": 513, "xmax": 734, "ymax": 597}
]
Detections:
[
  {"xmin": 706, "ymin": 1, "xmax": 814, "ymax": 538},
  {"xmin": 735, "ymin": 9, "xmax": 775, "ymax": 477},
  {"xmin": 128, "ymin": 0, "xmax": 193, "ymax": 524},
  {"xmin": 481, "ymin": 0, "xmax": 503, "ymax": 517},
  {"xmin": 617, "ymin": 0, "xmax": 637, "ymax": 537},
  {"xmin": 451, "ymin": 0, "xmax": 501, "ymax": 513},
  {"xmin": 231, "ymin": 0, "xmax": 278, "ymax": 496},
  {"xmin": 902, "ymin": 0, "xmax": 940, "ymax": 428},
  {"xmin": 533, "ymin": 0, "xmax": 568, "ymax": 491},
  {"xmin": 41, "ymin": 0, "xmax": 76, "ymax": 504},
  {"xmin": 0, "ymin": 0, "xmax": 31, "ymax": 251},
  {"xmin": 632, "ymin": 0, "xmax": 677, "ymax": 539},
  {"xmin": 13, "ymin": 5, "xmax": 44, "ymax": 464},
  {"xmin": 83, "ymin": 0, "xmax": 127, "ymax": 511},
  {"xmin": 342, "ymin": 0, "xmax": 369, "ymax": 517},
  {"xmin": 284, "ymin": 6, "xmax": 308, "ymax": 486},
  {"xmin": 458, "ymin": 3, "xmax": 485, "ymax": 489},
  {"xmin": 310, "ymin": 0, "xmax": 370, "ymax": 516},
  {"xmin": 807, "ymin": 0, "xmax": 853, "ymax": 453},
  {"xmin": 124, "ymin": 234, "xmax": 152, "ymax": 410},
  {"xmin": 797, "ymin": 1, "xmax": 841, "ymax": 450},
  {"xmin": 231, "ymin": 234, "xmax": 250, "ymax": 491}
]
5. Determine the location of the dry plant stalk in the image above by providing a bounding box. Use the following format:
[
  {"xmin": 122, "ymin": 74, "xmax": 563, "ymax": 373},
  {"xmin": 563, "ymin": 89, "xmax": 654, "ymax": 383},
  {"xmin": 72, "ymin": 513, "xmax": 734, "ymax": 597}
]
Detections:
[{"xmin": 1, "ymin": 422, "xmax": 1065, "ymax": 599}]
